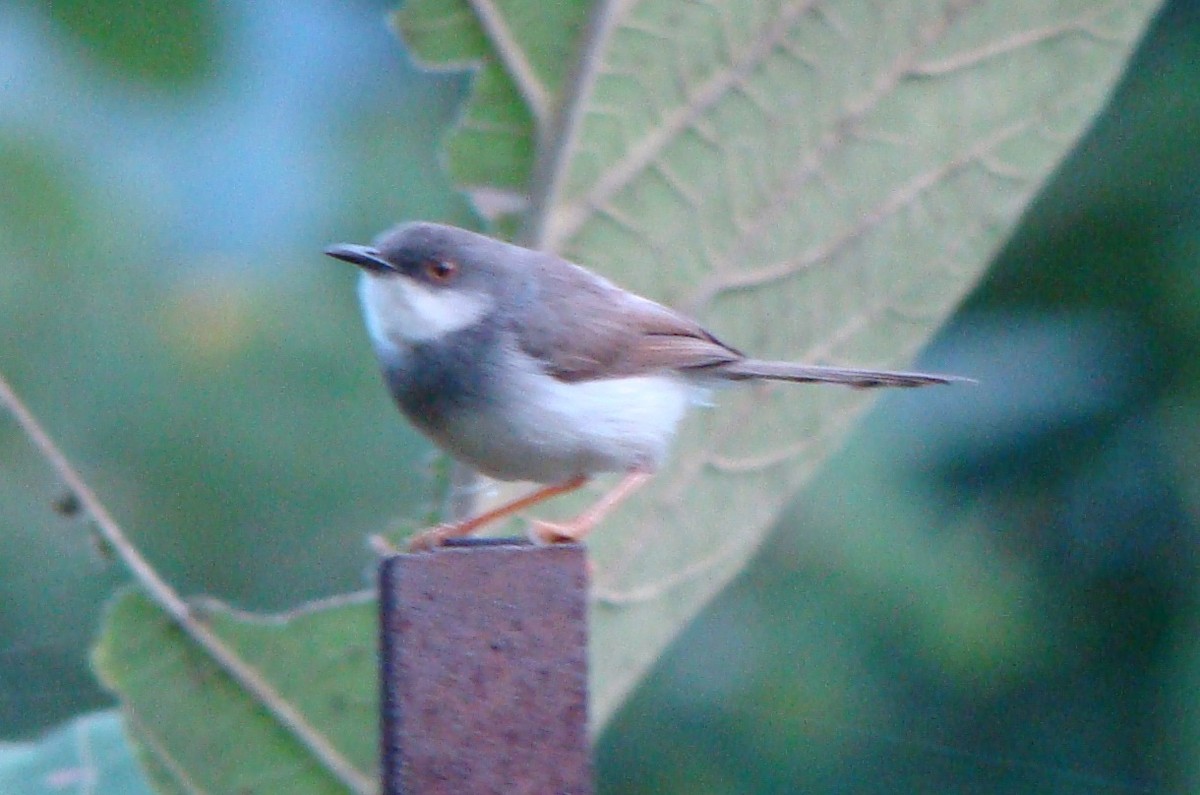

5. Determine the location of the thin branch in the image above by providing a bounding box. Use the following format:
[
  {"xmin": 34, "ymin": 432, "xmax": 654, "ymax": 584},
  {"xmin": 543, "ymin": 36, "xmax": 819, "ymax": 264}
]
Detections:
[
  {"xmin": 524, "ymin": 0, "xmax": 629, "ymax": 249},
  {"xmin": 0, "ymin": 372, "xmax": 375, "ymax": 795},
  {"xmin": 466, "ymin": 0, "xmax": 552, "ymax": 132}
]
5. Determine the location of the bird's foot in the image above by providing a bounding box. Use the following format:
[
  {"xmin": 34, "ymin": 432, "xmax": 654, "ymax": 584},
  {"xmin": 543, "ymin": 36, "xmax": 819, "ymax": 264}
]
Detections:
[
  {"xmin": 406, "ymin": 525, "xmax": 457, "ymax": 553},
  {"xmin": 527, "ymin": 519, "xmax": 589, "ymax": 545},
  {"xmin": 368, "ymin": 533, "xmax": 400, "ymax": 556}
]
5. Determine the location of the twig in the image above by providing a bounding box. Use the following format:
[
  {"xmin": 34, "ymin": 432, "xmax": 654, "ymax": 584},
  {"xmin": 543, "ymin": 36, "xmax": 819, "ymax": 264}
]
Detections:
[
  {"xmin": 525, "ymin": 0, "xmax": 627, "ymax": 250},
  {"xmin": 0, "ymin": 372, "xmax": 375, "ymax": 795},
  {"xmin": 466, "ymin": 0, "xmax": 552, "ymax": 135}
]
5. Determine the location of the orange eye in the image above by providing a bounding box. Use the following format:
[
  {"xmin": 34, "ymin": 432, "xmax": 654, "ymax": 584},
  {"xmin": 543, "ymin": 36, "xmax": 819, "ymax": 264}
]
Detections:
[{"xmin": 423, "ymin": 259, "xmax": 458, "ymax": 283}]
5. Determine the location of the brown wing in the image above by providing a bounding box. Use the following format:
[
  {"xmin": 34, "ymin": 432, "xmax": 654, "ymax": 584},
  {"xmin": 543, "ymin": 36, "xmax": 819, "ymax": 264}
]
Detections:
[{"xmin": 515, "ymin": 252, "xmax": 742, "ymax": 382}]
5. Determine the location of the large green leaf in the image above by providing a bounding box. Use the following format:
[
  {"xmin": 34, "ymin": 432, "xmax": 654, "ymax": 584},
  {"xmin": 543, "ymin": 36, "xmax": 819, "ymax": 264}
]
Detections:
[
  {"xmin": 395, "ymin": 0, "xmax": 1163, "ymax": 727},
  {"xmin": 93, "ymin": 589, "xmax": 376, "ymax": 794}
]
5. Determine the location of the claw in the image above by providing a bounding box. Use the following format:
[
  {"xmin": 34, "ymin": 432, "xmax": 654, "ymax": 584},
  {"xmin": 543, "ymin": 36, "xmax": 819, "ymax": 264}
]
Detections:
[
  {"xmin": 528, "ymin": 520, "xmax": 580, "ymax": 545},
  {"xmin": 407, "ymin": 525, "xmax": 453, "ymax": 553},
  {"xmin": 369, "ymin": 533, "xmax": 400, "ymax": 556}
]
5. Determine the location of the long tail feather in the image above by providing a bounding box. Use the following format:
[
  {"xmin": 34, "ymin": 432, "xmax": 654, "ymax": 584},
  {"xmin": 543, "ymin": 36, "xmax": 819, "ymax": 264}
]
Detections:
[{"xmin": 713, "ymin": 360, "xmax": 971, "ymax": 388}]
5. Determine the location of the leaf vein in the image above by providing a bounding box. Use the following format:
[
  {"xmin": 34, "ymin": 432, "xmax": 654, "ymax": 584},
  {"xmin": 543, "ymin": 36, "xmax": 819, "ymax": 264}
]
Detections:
[
  {"xmin": 913, "ymin": 9, "xmax": 1124, "ymax": 76},
  {"xmin": 546, "ymin": 0, "xmax": 821, "ymax": 249},
  {"xmin": 123, "ymin": 708, "xmax": 211, "ymax": 795},
  {"xmin": 684, "ymin": 121, "xmax": 1029, "ymax": 311}
]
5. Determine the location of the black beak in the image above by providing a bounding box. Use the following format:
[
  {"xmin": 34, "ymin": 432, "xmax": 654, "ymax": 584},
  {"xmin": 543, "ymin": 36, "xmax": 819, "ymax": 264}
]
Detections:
[{"xmin": 324, "ymin": 243, "xmax": 395, "ymax": 274}]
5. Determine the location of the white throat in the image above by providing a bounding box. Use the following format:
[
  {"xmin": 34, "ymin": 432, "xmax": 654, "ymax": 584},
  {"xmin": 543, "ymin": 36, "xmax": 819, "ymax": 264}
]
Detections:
[{"xmin": 358, "ymin": 273, "xmax": 493, "ymax": 353}]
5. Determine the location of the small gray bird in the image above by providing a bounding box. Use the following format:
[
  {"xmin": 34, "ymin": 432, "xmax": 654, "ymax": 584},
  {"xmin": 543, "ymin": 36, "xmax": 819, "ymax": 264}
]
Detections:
[{"xmin": 326, "ymin": 222, "xmax": 963, "ymax": 551}]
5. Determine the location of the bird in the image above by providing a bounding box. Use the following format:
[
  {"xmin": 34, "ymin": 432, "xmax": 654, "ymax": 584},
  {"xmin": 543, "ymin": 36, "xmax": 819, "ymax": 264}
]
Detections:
[{"xmin": 325, "ymin": 222, "xmax": 965, "ymax": 551}]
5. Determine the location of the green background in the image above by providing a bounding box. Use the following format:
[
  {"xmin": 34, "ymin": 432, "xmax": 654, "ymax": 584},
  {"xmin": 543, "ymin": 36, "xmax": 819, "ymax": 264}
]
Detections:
[{"xmin": 1, "ymin": 0, "xmax": 1197, "ymax": 792}]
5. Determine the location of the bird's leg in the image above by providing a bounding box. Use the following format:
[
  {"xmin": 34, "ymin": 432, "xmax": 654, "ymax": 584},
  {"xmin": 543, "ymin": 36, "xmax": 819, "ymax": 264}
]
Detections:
[
  {"xmin": 529, "ymin": 470, "xmax": 653, "ymax": 545},
  {"xmin": 407, "ymin": 475, "xmax": 589, "ymax": 552}
]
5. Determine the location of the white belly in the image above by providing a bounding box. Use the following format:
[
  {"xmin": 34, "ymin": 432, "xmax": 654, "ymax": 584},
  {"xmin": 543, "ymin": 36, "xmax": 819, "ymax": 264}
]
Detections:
[{"xmin": 440, "ymin": 360, "xmax": 696, "ymax": 483}]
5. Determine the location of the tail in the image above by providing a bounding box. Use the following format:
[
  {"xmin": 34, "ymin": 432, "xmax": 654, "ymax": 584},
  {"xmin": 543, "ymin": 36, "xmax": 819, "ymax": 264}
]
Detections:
[{"xmin": 711, "ymin": 359, "xmax": 971, "ymax": 389}]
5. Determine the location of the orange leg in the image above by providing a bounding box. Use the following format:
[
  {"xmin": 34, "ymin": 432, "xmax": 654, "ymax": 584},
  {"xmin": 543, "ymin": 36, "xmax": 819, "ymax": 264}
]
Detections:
[
  {"xmin": 529, "ymin": 470, "xmax": 653, "ymax": 545},
  {"xmin": 407, "ymin": 475, "xmax": 589, "ymax": 552}
]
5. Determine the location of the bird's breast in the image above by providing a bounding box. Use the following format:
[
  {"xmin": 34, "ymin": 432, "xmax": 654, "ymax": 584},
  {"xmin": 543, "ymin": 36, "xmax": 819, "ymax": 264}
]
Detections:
[
  {"xmin": 378, "ymin": 337, "xmax": 697, "ymax": 483},
  {"xmin": 446, "ymin": 350, "xmax": 697, "ymax": 482},
  {"xmin": 376, "ymin": 322, "xmax": 503, "ymax": 429}
]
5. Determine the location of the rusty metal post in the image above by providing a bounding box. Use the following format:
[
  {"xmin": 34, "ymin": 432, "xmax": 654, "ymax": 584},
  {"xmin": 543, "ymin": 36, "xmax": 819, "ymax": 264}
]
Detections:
[{"xmin": 379, "ymin": 540, "xmax": 592, "ymax": 795}]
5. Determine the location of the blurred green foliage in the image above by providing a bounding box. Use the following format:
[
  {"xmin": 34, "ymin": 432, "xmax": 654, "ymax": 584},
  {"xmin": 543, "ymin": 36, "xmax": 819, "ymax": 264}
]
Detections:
[
  {"xmin": 0, "ymin": 0, "xmax": 471, "ymax": 737},
  {"xmin": 1, "ymin": 0, "xmax": 1197, "ymax": 793},
  {"xmin": 44, "ymin": 0, "xmax": 218, "ymax": 86},
  {"xmin": 0, "ymin": 711, "xmax": 152, "ymax": 794}
]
